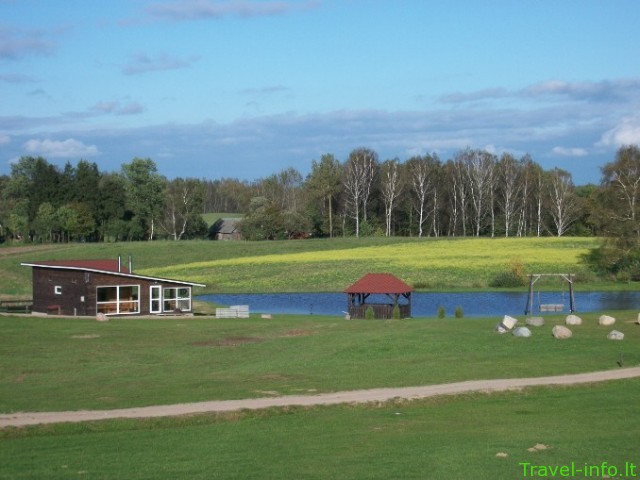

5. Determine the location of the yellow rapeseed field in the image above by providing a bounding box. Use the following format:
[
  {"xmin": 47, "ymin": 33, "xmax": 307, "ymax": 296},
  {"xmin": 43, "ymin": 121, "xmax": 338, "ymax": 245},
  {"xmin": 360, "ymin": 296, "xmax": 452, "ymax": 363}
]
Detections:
[{"xmin": 141, "ymin": 237, "xmax": 597, "ymax": 292}]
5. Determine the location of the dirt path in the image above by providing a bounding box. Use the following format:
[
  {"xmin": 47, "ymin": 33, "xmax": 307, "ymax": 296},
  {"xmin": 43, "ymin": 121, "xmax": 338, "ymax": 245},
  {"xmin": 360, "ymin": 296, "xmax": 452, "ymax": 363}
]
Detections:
[{"xmin": 3, "ymin": 367, "xmax": 640, "ymax": 428}]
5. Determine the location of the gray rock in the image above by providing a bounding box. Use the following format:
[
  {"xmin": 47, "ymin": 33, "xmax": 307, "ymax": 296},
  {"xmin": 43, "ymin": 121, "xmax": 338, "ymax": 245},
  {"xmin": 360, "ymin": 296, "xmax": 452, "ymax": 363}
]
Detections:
[
  {"xmin": 552, "ymin": 325, "xmax": 572, "ymax": 339},
  {"xmin": 598, "ymin": 315, "xmax": 616, "ymax": 326},
  {"xmin": 512, "ymin": 326, "xmax": 532, "ymax": 337},
  {"xmin": 526, "ymin": 316, "xmax": 545, "ymax": 327},
  {"xmin": 565, "ymin": 314, "xmax": 582, "ymax": 326},
  {"xmin": 607, "ymin": 330, "xmax": 624, "ymax": 341},
  {"xmin": 495, "ymin": 315, "xmax": 518, "ymax": 334}
]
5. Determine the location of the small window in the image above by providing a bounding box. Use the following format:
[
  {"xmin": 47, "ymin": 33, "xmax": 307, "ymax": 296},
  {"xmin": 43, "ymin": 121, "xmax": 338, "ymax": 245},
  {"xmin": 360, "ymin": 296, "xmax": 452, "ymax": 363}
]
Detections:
[{"xmin": 54, "ymin": 286, "xmax": 62, "ymax": 295}]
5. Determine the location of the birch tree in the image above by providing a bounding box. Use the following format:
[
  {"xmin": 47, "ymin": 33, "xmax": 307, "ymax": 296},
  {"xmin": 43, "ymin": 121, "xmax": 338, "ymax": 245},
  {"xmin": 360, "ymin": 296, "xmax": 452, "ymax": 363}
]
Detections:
[
  {"xmin": 380, "ymin": 159, "xmax": 402, "ymax": 236},
  {"xmin": 546, "ymin": 168, "xmax": 577, "ymax": 236},
  {"xmin": 162, "ymin": 178, "xmax": 204, "ymax": 240},
  {"xmin": 458, "ymin": 149, "xmax": 495, "ymax": 237},
  {"xmin": 497, "ymin": 153, "xmax": 522, "ymax": 237},
  {"xmin": 343, "ymin": 148, "xmax": 377, "ymax": 237},
  {"xmin": 601, "ymin": 145, "xmax": 640, "ymax": 238}
]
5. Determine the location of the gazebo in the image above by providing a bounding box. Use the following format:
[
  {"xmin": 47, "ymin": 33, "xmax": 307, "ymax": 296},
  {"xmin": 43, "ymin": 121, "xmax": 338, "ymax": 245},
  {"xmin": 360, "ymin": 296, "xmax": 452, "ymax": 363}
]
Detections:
[{"xmin": 344, "ymin": 273, "xmax": 414, "ymax": 319}]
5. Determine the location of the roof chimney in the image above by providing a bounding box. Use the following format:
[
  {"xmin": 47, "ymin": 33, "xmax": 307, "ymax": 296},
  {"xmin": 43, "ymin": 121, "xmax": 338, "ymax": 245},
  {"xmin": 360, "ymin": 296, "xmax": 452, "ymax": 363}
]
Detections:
[
  {"xmin": 118, "ymin": 255, "xmax": 121, "ymax": 273},
  {"xmin": 128, "ymin": 255, "xmax": 132, "ymax": 274}
]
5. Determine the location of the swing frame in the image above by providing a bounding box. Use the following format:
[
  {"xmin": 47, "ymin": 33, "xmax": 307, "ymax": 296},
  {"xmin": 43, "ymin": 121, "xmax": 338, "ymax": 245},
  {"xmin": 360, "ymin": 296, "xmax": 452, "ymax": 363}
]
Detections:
[{"xmin": 524, "ymin": 273, "xmax": 576, "ymax": 315}]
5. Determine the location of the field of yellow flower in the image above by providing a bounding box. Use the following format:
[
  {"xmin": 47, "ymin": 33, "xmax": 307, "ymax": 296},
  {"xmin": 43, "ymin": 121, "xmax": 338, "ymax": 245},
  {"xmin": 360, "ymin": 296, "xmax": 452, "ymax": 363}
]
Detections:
[{"xmin": 141, "ymin": 237, "xmax": 598, "ymax": 292}]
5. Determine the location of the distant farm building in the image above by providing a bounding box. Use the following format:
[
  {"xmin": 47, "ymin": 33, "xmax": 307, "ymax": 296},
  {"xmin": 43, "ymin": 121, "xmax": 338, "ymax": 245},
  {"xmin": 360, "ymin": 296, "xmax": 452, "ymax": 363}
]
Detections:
[
  {"xmin": 345, "ymin": 273, "xmax": 414, "ymax": 319},
  {"xmin": 22, "ymin": 257, "xmax": 205, "ymax": 317},
  {"xmin": 209, "ymin": 218, "xmax": 242, "ymax": 241}
]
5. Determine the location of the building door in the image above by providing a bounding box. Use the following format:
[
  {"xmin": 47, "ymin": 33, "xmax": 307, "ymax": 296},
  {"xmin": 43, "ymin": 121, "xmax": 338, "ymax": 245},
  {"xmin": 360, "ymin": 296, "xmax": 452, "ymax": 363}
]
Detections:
[{"xmin": 150, "ymin": 285, "xmax": 162, "ymax": 314}]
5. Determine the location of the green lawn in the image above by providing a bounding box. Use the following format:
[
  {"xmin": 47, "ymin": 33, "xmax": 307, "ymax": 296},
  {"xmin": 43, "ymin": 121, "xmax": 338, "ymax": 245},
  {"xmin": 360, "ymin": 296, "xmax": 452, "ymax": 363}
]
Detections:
[
  {"xmin": 1, "ymin": 380, "xmax": 639, "ymax": 479},
  {"xmin": 1, "ymin": 311, "xmax": 638, "ymax": 413},
  {"xmin": 1, "ymin": 237, "xmax": 638, "ymax": 479}
]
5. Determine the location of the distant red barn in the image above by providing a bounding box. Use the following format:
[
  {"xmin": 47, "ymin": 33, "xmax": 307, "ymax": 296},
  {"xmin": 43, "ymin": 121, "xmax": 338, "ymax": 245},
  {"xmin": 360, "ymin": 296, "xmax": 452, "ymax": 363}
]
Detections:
[
  {"xmin": 22, "ymin": 257, "xmax": 205, "ymax": 317},
  {"xmin": 344, "ymin": 273, "xmax": 414, "ymax": 319}
]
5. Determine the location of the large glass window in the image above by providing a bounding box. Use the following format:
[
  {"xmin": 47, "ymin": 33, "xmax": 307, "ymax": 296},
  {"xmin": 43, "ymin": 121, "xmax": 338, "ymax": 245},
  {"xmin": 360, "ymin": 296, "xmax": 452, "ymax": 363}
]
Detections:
[
  {"xmin": 96, "ymin": 285, "xmax": 140, "ymax": 315},
  {"xmin": 163, "ymin": 287, "xmax": 191, "ymax": 312}
]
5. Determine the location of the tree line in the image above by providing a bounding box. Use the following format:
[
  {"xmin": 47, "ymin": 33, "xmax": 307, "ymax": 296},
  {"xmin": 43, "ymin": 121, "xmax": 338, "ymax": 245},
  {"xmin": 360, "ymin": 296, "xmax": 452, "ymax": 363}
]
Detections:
[{"xmin": 0, "ymin": 146, "xmax": 638, "ymax": 253}]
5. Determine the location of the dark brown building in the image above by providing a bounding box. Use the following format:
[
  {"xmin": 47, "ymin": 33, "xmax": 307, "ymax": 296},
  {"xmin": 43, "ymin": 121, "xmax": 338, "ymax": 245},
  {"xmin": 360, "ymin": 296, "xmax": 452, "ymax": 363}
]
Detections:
[{"xmin": 22, "ymin": 258, "xmax": 205, "ymax": 317}]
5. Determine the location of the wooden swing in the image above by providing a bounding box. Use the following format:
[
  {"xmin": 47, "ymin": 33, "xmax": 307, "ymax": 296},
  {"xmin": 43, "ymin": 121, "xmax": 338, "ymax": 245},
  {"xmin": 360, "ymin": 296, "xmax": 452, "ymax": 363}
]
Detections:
[{"xmin": 524, "ymin": 273, "xmax": 576, "ymax": 315}]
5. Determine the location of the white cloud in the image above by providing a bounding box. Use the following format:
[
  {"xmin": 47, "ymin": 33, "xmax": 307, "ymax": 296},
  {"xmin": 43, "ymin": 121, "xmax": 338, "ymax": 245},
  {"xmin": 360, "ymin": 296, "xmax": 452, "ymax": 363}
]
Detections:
[
  {"xmin": 23, "ymin": 138, "xmax": 99, "ymax": 158},
  {"xmin": 552, "ymin": 146, "xmax": 588, "ymax": 157},
  {"xmin": 599, "ymin": 117, "xmax": 640, "ymax": 147},
  {"xmin": 90, "ymin": 101, "xmax": 145, "ymax": 115},
  {"xmin": 122, "ymin": 52, "xmax": 199, "ymax": 75},
  {"xmin": 0, "ymin": 24, "xmax": 56, "ymax": 59},
  {"xmin": 0, "ymin": 134, "xmax": 10, "ymax": 145},
  {"xmin": 146, "ymin": 0, "xmax": 320, "ymax": 22}
]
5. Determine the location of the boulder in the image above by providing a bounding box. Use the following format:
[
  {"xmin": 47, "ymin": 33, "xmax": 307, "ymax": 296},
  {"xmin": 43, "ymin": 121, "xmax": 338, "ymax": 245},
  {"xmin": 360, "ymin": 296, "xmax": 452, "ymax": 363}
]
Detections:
[
  {"xmin": 495, "ymin": 315, "xmax": 518, "ymax": 334},
  {"xmin": 598, "ymin": 315, "xmax": 616, "ymax": 326},
  {"xmin": 552, "ymin": 325, "xmax": 572, "ymax": 339},
  {"xmin": 526, "ymin": 316, "xmax": 545, "ymax": 327},
  {"xmin": 512, "ymin": 326, "xmax": 532, "ymax": 338},
  {"xmin": 637, "ymin": 312, "xmax": 640, "ymax": 324},
  {"xmin": 607, "ymin": 330, "xmax": 624, "ymax": 341},
  {"xmin": 565, "ymin": 314, "xmax": 582, "ymax": 326},
  {"xmin": 96, "ymin": 312, "xmax": 109, "ymax": 322}
]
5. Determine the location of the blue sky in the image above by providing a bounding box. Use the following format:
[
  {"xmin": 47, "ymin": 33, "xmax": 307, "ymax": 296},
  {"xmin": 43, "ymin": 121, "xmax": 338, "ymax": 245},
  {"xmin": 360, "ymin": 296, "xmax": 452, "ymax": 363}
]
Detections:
[{"xmin": 1, "ymin": 0, "xmax": 639, "ymax": 184}]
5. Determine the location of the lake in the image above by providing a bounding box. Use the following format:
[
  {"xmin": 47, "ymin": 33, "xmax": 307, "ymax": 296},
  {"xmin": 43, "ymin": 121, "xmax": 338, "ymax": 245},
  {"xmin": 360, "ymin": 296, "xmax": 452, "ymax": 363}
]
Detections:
[{"xmin": 199, "ymin": 291, "xmax": 640, "ymax": 317}]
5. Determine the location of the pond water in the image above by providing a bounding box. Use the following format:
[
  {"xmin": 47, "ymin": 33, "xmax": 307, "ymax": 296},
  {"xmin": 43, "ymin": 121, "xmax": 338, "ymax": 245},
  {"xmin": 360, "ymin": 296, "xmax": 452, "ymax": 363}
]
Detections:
[{"xmin": 198, "ymin": 291, "xmax": 640, "ymax": 317}]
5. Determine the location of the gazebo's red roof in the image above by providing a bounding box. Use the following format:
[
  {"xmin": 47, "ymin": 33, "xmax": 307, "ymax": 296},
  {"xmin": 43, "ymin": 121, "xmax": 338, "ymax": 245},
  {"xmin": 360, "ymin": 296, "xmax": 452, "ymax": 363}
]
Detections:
[{"xmin": 344, "ymin": 273, "xmax": 414, "ymax": 294}]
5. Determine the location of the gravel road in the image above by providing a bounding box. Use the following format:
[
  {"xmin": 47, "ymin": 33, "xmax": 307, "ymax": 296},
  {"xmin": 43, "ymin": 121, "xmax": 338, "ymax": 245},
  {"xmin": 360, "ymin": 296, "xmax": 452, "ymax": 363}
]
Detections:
[{"xmin": 3, "ymin": 367, "xmax": 640, "ymax": 428}]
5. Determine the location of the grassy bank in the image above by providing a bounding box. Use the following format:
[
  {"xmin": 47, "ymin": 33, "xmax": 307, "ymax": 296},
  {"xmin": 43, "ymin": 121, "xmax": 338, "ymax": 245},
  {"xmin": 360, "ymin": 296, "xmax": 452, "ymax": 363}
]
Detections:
[
  {"xmin": 1, "ymin": 311, "xmax": 637, "ymax": 413},
  {"xmin": 1, "ymin": 380, "xmax": 639, "ymax": 479},
  {"xmin": 0, "ymin": 237, "xmax": 606, "ymax": 297}
]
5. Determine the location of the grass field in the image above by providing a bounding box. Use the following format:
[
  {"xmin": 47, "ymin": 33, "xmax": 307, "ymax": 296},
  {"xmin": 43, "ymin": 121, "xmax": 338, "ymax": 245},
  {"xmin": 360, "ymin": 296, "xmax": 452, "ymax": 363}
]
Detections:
[
  {"xmin": 2, "ymin": 380, "xmax": 639, "ymax": 480},
  {"xmin": 0, "ymin": 236, "xmax": 605, "ymax": 297},
  {"xmin": 1, "ymin": 312, "xmax": 639, "ymax": 479},
  {"xmin": 1, "ymin": 237, "xmax": 638, "ymax": 479},
  {"xmin": 1, "ymin": 311, "xmax": 638, "ymax": 413}
]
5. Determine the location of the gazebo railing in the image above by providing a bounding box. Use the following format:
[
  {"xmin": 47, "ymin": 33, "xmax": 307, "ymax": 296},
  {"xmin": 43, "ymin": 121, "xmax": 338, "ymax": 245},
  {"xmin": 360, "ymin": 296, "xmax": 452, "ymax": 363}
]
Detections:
[{"xmin": 348, "ymin": 303, "xmax": 410, "ymax": 319}]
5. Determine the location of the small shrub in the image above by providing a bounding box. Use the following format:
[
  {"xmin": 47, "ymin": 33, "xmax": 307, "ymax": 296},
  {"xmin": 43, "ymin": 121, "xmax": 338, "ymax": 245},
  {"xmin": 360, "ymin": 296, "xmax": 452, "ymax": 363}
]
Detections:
[
  {"xmin": 490, "ymin": 259, "xmax": 527, "ymax": 288},
  {"xmin": 365, "ymin": 305, "xmax": 375, "ymax": 320},
  {"xmin": 413, "ymin": 280, "xmax": 431, "ymax": 290},
  {"xmin": 437, "ymin": 306, "xmax": 446, "ymax": 318},
  {"xmin": 454, "ymin": 306, "xmax": 464, "ymax": 318},
  {"xmin": 392, "ymin": 304, "xmax": 401, "ymax": 319}
]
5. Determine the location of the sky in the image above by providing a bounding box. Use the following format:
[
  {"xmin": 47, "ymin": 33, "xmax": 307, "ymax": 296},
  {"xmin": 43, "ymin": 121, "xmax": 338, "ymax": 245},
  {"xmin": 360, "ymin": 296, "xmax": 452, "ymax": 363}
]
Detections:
[{"xmin": 1, "ymin": 0, "xmax": 639, "ymax": 185}]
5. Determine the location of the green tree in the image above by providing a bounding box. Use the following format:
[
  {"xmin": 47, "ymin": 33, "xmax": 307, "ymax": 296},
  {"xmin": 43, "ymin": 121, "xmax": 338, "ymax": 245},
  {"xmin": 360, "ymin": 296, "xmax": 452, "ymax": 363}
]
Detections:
[
  {"xmin": 239, "ymin": 196, "xmax": 284, "ymax": 240},
  {"xmin": 6, "ymin": 156, "xmax": 62, "ymax": 224},
  {"xmin": 121, "ymin": 158, "xmax": 166, "ymax": 240},
  {"xmin": 32, "ymin": 202, "xmax": 57, "ymax": 243},
  {"xmin": 306, "ymin": 154, "xmax": 342, "ymax": 237},
  {"xmin": 96, "ymin": 173, "xmax": 128, "ymax": 241},
  {"xmin": 162, "ymin": 178, "xmax": 205, "ymax": 240},
  {"xmin": 583, "ymin": 145, "xmax": 640, "ymax": 279}
]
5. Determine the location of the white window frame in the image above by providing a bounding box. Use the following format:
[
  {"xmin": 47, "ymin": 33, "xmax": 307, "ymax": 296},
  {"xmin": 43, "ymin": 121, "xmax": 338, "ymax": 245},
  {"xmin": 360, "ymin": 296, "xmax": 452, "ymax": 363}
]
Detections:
[
  {"xmin": 96, "ymin": 284, "xmax": 140, "ymax": 315},
  {"xmin": 162, "ymin": 286, "xmax": 192, "ymax": 313},
  {"xmin": 150, "ymin": 285, "xmax": 162, "ymax": 314}
]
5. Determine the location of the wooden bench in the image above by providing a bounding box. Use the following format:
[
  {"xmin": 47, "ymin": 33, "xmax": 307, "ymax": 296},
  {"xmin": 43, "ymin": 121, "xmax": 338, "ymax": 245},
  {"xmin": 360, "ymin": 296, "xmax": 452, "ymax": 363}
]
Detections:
[
  {"xmin": 0, "ymin": 300, "xmax": 32, "ymax": 313},
  {"xmin": 46, "ymin": 304, "xmax": 61, "ymax": 315},
  {"xmin": 216, "ymin": 305, "xmax": 250, "ymax": 319},
  {"xmin": 539, "ymin": 304, "xmax": 564, "ymax": 312}
]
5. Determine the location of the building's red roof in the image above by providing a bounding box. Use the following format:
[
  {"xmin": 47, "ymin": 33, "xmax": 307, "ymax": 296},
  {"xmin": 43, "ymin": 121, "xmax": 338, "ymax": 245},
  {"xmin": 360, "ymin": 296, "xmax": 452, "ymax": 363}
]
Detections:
[
  {"xmin": 344, "ymin": 273, "xmax": 414, "ymax": 294},
  {"xmin": 26, "ymin": 259, "xmax": 130, "ymax": 274}
]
